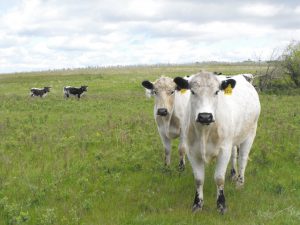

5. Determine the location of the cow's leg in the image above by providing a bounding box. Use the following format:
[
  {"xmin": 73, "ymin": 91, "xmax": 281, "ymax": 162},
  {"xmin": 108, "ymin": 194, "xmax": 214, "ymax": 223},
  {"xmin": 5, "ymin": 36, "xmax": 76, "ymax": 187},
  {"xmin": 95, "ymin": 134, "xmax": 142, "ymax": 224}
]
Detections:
[
  {"xmin": 236, "ymin": 129, "xmax": 257, "ymax": 188},
  {"xmin": 178, "ymin": 135, "xmax": 186, "ymax": 171},
  {"xmin": 230, "ymin": 146, "xmax": 238, "ymax": 181},
  {"xmin": 160, "ymin": 134, "xmax": 171, "ymax": 166},
  {"xmin": 189, "ymin": 157, "xmax": 205, "ymax": 212},
  {"xmin": 214, "ymin": 146, "xmax": 232, "ymax": 214}
]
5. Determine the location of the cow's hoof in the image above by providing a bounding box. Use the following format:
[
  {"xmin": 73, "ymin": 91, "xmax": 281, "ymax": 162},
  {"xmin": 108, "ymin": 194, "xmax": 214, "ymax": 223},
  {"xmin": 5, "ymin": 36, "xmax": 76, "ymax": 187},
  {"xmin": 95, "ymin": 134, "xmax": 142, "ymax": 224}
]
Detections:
[
  {"xmin": 235, "ymin": 176, "xmax": 244, "ymax": 189},
  {"xmin": 230, "ymin": 169, "xmax": 238, "ymax": 181},
  {"xmin": 236, "ymin": 181, "xmax": 244, "ymax": 189},
  {"xmin": 178, "ymin": 160, "xmax": 185, "ymax": 171},
  {"xmin": 192, "ymin": 201, "xmax": 203, "ymax": 213},
  {"xmin": 217, "ymin": 190, "xmax": 226, "ymax": 214},
  {"xmin": 217, "ymin": 205, "xmax": 227, "ymax": 215}
]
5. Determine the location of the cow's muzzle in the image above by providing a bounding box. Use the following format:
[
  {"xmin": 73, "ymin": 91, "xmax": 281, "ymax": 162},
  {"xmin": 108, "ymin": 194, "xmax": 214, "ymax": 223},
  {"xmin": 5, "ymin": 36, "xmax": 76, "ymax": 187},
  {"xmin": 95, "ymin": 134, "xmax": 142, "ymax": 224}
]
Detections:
[
  {"xmin": 157, "ymin": 108, "xmax": 168, "ymax": 116},
  {"xmin": 197, "ymin": 113, "xmax": 214, "ymax": 125}
]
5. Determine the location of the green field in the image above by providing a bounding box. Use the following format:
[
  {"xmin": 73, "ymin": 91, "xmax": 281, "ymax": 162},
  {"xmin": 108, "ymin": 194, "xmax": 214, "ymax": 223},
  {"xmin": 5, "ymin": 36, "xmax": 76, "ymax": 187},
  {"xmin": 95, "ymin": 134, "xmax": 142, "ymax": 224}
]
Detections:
[{"xmin": 0, "ymin": 64, "xmax": 299, "ymax": 225}]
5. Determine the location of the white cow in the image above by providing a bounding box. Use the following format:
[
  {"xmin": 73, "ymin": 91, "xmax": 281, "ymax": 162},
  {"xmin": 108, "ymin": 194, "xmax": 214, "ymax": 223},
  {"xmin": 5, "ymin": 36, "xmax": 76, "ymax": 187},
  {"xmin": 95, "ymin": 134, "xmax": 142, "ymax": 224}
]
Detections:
[
  {"xmin": 142, "ymin": 76, "xmax": 191, "ymax": 170},
  {"xmin": 215, "ymin": 74, "xmax": 255, "ymax": 179},
  {"xmin": 174, "ymin": 71, "xmax": 260, "ymax": 213}
]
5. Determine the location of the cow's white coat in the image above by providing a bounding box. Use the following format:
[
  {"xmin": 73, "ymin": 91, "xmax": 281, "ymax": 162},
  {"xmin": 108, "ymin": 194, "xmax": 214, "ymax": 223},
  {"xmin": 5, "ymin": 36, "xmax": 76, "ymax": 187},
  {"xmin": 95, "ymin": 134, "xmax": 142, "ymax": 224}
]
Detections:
[
  {"xmin": 143, "ymin": 76, "xmax": 190, "ymax": 168},
  {"xmin": 177, "ymin": 72, "xmax": 260, "ymax": 212}
]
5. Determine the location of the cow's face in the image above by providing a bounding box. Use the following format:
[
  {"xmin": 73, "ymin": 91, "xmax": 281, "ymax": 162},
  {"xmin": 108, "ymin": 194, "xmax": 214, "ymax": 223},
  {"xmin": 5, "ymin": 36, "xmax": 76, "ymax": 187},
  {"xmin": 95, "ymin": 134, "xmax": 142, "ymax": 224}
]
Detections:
[
  {"xmin": 174, "ymin": 72, "xmax": 236, "ymax": 125},
  {"xmin": 81, "ymin": 86, "xmax": 88, "ymax": 91},
  {"xmin": 44, "ymin": 87, "xmax": 51, "ymax": 92},
  {"xmin": 142, "ymin": 77, "xmax": 176, "ymax": 117}
]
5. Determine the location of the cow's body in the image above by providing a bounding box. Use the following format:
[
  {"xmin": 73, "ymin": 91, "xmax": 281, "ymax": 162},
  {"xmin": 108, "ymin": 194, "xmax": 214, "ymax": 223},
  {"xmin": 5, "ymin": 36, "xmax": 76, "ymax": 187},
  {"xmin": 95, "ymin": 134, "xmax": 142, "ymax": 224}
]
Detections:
[
  {"xmin": 174, "ymin": 72, "xmax": 260, "ymax": 213},
  {"xmin": 64, "ymin": 86, "xmax": 88, "ymax": 99},
  {"xmin": 30, "ymin": 87, "xmax": 51, "ymax": 97},
  {"xmin": 142, "ymin": 77, "xmax": 190, "ymax": 169}
]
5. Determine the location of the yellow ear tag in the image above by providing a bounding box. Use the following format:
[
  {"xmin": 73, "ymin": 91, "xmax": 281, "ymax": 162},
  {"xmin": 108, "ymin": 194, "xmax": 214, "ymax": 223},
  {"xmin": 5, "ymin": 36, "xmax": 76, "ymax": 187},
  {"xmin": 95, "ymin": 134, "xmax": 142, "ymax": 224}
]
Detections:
[
  {"xmin": 224, "ymin": 84, "xmax": 233, "ymax": 95},
  {"xmin": 180, "ymin": 89, "xmax": 187, "ymax": 94}
]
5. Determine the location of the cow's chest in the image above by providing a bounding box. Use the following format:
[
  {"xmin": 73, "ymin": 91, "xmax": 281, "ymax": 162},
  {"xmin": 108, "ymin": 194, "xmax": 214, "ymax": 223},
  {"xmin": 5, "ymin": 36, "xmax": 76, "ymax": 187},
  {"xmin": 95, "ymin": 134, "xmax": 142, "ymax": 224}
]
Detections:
[{"xmin": 156, "ymin": 116, "xmax": 180, "ymax": 139}]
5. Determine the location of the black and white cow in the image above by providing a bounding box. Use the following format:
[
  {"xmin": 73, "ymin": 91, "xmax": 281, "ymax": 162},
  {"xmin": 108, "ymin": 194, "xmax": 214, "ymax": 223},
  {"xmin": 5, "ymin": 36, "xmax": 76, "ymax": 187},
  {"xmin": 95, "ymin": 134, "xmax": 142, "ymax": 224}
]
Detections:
[
  {"xmin": 63, "ymin": 86, "xmax": 88, "ymax": 99},
  {"xmin": 30, "ymin": 87, "xmax": 51, "ymax": 97}
]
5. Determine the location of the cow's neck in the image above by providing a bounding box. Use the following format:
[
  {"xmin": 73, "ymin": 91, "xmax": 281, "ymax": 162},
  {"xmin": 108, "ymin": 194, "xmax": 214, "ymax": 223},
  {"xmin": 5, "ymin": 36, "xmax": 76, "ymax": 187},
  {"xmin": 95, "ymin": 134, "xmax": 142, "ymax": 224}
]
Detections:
[{"xmin": 190, "ymin": 122, "xmax": 218, "ymax": 163}]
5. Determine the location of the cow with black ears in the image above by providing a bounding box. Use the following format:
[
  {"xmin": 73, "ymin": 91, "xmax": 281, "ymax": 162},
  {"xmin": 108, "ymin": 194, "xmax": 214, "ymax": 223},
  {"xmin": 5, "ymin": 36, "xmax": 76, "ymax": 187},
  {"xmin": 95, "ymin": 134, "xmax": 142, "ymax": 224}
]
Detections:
[
  {"xmin": 64, "ymin": 86, "xmax": 88, "ymax": 99},
  {"xmin": 174, "ymin": 71, "xmax": 260, "ymax": 214},
  {"xmin": 30, "ymin": 87, "xmax": 51, "ymax": 97},
  {"xmin": 142, "ymin": 76, "xmax": 191, "ymax": 170}
]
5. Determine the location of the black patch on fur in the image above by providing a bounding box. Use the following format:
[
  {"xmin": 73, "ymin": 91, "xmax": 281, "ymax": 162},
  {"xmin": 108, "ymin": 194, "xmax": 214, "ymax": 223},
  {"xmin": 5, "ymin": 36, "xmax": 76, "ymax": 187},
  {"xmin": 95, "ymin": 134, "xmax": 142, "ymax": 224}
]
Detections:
[
  {"xmin": 230, "ymin": 168, "xmax": 236, "ymax": 177},
  {"xmin": 217, "ymin": 190, "xmax": 226, "ymax": 213},
  {"xmin": 64, "ymin": 86, "xmax": 88, "ymax": 99},
  {"xmin": 30, "ymin": 87, "xmax": 51, "ymax": 97},
  {"xmin": 178, "ymin": 159, "xmax": 185, "ymax": 171},
  {"xmin": 220, "ymin": 79, "xmax": 236, "ymax": 90},
  {"xmin": 192, "ymin": 191, "xmax": 203, "ymax": 212},
  {"xmin": 174, "ymin": 77, "xmax": 189, "ymax": 90},
  {"xmin": 141, "ymin": 80, "xmax": 154, "ymax": 90}
]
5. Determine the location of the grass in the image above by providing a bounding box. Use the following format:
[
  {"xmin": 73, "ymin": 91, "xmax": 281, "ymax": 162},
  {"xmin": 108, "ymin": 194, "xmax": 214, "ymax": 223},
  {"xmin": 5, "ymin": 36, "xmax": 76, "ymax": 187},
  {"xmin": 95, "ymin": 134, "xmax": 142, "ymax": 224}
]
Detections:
[{"xmin": 0, "ymin": 64, "xmax": 299, "ymax": 224}]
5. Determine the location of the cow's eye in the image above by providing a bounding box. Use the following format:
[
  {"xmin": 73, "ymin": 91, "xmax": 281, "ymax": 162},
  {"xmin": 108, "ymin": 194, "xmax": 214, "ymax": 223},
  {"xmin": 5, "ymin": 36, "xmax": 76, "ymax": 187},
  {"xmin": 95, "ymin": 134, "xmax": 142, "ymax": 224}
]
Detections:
[
  {"xmin": 153, "ymin": 90, "xmax": 157, "ymax": 95},
  {"xmin": 215, "ymin": 90, "xmax": 219, "ymax": 95},
  {"xmin": 191, "ymin": 90, "xmax": 195, "ymax": 95},
  {"xmin": 170, "ymin": 90, "xmax": 175, "ymax": 95}
]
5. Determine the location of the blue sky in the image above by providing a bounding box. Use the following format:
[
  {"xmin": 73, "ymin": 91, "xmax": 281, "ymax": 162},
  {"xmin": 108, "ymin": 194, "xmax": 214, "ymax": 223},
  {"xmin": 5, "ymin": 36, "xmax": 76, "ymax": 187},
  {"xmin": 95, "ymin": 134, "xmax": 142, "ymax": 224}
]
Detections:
[{"xmin": 0, "ymin": 0, "xmax": 300, "ymax": 73}]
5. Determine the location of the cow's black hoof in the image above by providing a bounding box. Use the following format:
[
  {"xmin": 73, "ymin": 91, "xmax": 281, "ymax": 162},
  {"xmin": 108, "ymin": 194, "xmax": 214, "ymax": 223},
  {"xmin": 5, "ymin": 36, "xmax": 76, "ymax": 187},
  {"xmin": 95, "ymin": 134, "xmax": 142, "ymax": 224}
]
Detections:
[
  {"xmin": 217, "ymin": 205, "xmax": 227, "ymax": 215},
  {"xmin": 217, "ymin": 190, "xmax": 226, "ymax": 214},
  {"xmin": 178, "ymin": 160, "xmax": 185, "ymax": 171},
  {"xmin": 192, "ymin": 201, "xmax": 203, "ymax": 213}
]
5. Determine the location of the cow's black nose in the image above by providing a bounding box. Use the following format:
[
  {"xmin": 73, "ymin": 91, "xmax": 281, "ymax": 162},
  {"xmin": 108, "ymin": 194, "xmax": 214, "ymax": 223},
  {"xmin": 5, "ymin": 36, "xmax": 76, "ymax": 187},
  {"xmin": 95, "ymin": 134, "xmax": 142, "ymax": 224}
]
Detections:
[
  {"xmin": 157, "ymin": 108, "xmax": 168, "ymax": 116},
  {"xmin": 197, "ymin": 113, "xmax": 214, "ymax": 124}
]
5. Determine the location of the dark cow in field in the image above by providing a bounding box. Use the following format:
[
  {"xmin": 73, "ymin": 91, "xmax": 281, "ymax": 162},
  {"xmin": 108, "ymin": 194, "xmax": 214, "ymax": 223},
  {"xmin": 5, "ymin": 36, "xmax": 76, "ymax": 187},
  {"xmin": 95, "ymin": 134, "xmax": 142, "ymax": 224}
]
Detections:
[
  {"xmin": 64, "ymin": 86, "xmax": 88, "ymax": 99},
  {"xmin": 30, "ymin": 87, "xmax": 51, "ymax": 97}
]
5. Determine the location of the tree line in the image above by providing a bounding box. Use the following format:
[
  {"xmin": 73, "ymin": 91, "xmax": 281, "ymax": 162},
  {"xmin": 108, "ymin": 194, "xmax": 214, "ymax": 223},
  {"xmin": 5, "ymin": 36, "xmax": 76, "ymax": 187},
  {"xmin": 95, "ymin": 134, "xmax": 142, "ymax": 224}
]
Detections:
[{"xmin": 256, "ymin": 41, "xmax": 300, "ymax": 92}]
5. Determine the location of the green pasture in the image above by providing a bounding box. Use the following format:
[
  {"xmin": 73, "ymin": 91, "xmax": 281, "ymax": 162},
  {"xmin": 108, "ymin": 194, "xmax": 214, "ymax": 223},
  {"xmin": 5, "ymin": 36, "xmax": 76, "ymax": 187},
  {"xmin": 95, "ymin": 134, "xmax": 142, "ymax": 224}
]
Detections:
[{"xmin": 0, "ymin": 64, "xmax": 299, "ymax": 224}]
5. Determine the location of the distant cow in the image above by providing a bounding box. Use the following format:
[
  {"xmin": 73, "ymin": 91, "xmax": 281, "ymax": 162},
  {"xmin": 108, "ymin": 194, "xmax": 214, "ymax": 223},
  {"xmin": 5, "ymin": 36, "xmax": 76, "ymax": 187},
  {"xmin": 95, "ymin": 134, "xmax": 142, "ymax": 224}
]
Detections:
[
  {"xmin": 174, "ymin": 71, "xmax": 260, "ymax": 213},
  {"xmin": 142, "ymin": 76, "xmax": 191, "ymax": 170},
  {"xmin": 64, "ymin": 86, "xmax": 88, "ymax": 99},
  {"xmin": 30, "ymin": 87, "xmax": 51, "ymax": 97}
]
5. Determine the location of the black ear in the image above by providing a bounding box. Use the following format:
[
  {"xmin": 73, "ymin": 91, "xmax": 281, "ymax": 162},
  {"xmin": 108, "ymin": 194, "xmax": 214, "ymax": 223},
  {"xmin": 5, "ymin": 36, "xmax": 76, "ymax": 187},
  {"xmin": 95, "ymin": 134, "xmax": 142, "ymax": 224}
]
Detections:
[
  {"xmin": 220, "ymin": 79, "xmax": 236, "ymax": 90},
  {"xmin": 174, "ymin": 77, "xmax": 189, "ymax": 90},
  {"xmin": 142, "ymin": 80, "xmax": 154, "ymax": 90}
]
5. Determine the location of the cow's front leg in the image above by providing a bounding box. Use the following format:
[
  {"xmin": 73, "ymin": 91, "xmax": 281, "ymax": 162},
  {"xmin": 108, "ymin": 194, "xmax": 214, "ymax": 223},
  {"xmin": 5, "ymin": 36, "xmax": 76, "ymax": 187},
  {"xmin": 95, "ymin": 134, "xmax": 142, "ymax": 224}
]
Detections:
[
  {"xmin": 214, "ymin": 146, "xmax": 232, "ymax": 214},
  {"xmin": 190, "ymin": 157, "xmax": 205, "ymax": 212},
  {"xmin": 160, "ymin": 134, "xmax": 171, "ymax": 166}
]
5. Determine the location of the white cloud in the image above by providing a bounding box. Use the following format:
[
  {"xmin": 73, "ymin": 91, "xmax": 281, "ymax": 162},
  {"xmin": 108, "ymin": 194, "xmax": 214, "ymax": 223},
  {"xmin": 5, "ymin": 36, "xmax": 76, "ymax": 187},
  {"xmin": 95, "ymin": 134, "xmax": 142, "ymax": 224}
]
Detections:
[
  {"xmin": 239, "ymin": 3, "xmax": 282, "ymax": 17},
  {"xmin": 0, "ymin": 0, "xmax": 300, "ymax": 73}
]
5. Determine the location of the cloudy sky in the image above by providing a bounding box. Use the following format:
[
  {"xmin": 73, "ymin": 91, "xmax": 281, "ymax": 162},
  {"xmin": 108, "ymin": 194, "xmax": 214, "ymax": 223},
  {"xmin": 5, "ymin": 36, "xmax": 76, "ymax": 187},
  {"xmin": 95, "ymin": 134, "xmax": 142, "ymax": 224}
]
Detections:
[{"xmin": 1, "ymin": 0, "xmax": 300, "ymax": 73}]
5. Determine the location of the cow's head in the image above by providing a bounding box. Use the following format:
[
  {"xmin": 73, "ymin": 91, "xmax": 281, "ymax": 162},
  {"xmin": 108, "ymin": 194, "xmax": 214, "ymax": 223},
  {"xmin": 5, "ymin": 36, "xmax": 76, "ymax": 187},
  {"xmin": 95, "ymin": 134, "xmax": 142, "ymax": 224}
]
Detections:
[
  {"xmin": 44, "ymin": 87, "xmax": 51, "ymax": 92},
  {"xmin": 142, "ymin": 77, "xmax": 177, "ymax": 117},
  {"xmin": 81, "ymin": 86, "xmax": 88, "ymax": 92},
  {"xmin": 174, "ymin": 72, "xmax": 236, "ymax": 125}
]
